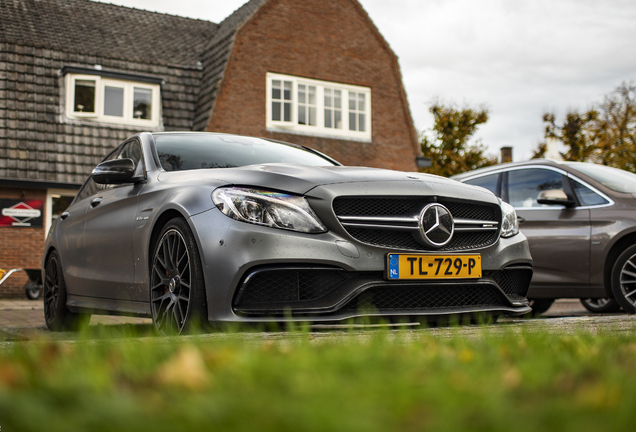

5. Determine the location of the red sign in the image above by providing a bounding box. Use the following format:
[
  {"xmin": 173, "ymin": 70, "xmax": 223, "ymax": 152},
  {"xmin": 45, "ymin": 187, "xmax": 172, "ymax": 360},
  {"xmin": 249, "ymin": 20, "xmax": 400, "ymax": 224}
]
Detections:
[{"xmin": 0, "ymin": 199, "xmax": 44, "ymax": 227}]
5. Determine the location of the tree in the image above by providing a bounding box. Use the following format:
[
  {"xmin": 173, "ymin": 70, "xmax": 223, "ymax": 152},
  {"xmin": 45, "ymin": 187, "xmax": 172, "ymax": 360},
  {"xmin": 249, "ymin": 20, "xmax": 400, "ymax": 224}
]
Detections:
[
  {"xmin": 420, "ymin": 103, "xmax": 497, "ymax": 177},
  {"xmin": 594, "ymin": 82, "xmax": 636, "ymax": 171},
  {"xmin": 533, "ymin": 82, "xmax": 636, "ymax": 171},
  {"xmin": 543, "ymin": 110, "xmax": 600, "ymax": 161}
]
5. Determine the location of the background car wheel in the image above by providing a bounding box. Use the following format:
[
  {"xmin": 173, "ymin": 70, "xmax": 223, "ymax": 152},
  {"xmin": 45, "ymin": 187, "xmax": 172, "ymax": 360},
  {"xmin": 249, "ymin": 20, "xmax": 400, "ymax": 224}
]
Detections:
[
  {"xmin": 150, "ymin": 217, "xmax": 207, "ymax": 335},
  {"xmin": 580, "ymin": 298, "xmax": 621, "ymax": 313},
  {"xmin": 528, "ymin": 298, "xmax": 554, "ymax": 316},
  {"xmin": 610, "ymin": 244, "xmax": 636, "ymax": 314},
  {"xmin": 24, "ymin": 281, "xmax": 41, "ymax": 300},
  {"xmin": 43, "ymin": 251, "xmax": 90, "ymax": 331}
]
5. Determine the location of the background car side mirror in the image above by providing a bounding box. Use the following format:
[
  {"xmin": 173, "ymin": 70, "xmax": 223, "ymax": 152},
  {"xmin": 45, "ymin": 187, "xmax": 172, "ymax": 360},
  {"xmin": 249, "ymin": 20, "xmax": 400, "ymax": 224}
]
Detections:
[
  {"xmin": 92, "ymin": 158, "xmax": 139, "ymax": 185},
  {"xmin": 536, "ymin": 189, "xmax": 576, "ymax": 207}
]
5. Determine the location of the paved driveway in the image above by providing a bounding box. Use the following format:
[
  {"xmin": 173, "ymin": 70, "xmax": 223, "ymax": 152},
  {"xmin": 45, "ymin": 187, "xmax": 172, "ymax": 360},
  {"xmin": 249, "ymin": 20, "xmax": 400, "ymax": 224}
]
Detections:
[{"xmin": 1, "ymin": 298, "xmax": 634, "ymax": 343}]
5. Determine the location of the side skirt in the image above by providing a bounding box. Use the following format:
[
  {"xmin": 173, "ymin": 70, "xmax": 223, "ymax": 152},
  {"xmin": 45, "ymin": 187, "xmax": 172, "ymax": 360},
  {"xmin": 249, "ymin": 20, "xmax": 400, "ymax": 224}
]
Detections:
[{"xmin": 67, "ymin": 294, "xmax": 151, "ymax": 317}]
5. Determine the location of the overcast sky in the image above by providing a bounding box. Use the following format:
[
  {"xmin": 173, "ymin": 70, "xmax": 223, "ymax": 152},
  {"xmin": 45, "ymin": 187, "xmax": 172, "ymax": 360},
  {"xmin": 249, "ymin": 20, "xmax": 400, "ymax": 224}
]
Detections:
[{"xmin": 98, "ymin": 0, "xmax": 636, "ymax": 161}]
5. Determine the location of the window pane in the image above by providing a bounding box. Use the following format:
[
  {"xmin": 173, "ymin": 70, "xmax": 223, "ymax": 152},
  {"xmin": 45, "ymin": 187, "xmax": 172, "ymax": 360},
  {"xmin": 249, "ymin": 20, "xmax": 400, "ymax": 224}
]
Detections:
[
  {"xmin": 283, "ymin": 102, "xmax": 291, "ymax": 122},
  {"xmin": 324, "ymin": 89, "xmax": 332, "ymax": 107},
  {"xmin": 334, "ymin": 90, "xmax": 341, "ymax": 108},
  {"xmin": 334, "ymin": 110, "xmax": 342, "ymax": 129},
  {"xmin": 508, "ymin": 169, "xmax": 564, "ymax": 208},
  {"xmin": 272, "ymin": 102, "xmax": 281, "ymax": 121},
  {"xmin": 349, "ymin": 93, "xmax": 356, "ymax": 110},
  {"xmin": 133, "ymin": 87, "xmax": 152, "ymax": 120},
  {"xmin": 358, "ymin": 113, "xmax": 365, "ymax": 132},
  {"xmin": 325, "ymin": 109, "xmax": 332, "ymax": 128},
  {"xmin": 104, "ymin": 86, "xmax": 124, "ymax": 117},
  {"xmin": 298, "ymin": 105, "xmax": 306, "ymax": 125},
  {"xmin": 571, "ymin": 179, "xmax": 609, "ymax": 206},
  {"xmin": 309, "ymin": 107, "xmax": 316, "ymax": 126},
  {"xmin": 74, "ymin": 80, "xmax": 96, "ymax": 113},
  {"xmin": 349, "ymin": 112, "xmax": 356, "ymax": 131},
  {"xmin": 283, "ymin": 82, "xmax": 292, "ymax": 100},
  {"xmin": 308, "ymin": 86, "xmax": 316, "ymax": 105},
  {"xmin": 272, "ymin": 80, "xmax": 281, "ymax": 99},
  {"xmin": 465, "ymin": 173, "xmax": 499, "ymax": 196},
  {"xmin": 298, "ymin": 85, "xmax": 306, "ymax": 104},
  {"xmin": 358, "ymin": 93, "xmax": 365, "ymax": 111}
]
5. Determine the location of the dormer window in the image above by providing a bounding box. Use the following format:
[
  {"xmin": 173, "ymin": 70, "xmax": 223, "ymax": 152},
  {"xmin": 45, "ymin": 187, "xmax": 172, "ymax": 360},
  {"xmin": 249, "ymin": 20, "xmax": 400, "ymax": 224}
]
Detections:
[
  {"xmin": 266, "ymin": 73, "xmax": 371, "ymax": 142},
  {"xmin": 63, "ymin": 66, "xmax": 162, "ymax": 127}
]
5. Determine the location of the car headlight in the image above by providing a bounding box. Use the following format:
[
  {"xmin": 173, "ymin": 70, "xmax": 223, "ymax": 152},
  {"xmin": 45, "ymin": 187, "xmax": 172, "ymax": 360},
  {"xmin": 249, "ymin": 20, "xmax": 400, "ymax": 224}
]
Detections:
[
  {"xmin": 500, "ymin": 200, "xmax": 519, "ymax": 238},
  {"xmin": 212, "ymin": 187, "xmax": 327, "ymax": 233}
]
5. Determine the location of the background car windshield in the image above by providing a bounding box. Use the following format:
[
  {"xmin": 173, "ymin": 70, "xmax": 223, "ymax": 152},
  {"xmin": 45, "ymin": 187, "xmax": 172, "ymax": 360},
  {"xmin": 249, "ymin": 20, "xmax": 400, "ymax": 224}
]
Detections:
[
  {"xmin": 565, "ymin": 163, "xmax": 636, "ymax": 193},
  {"xmin": 153, "ymin": 134, "xmax": 337, "ymax": 171}
]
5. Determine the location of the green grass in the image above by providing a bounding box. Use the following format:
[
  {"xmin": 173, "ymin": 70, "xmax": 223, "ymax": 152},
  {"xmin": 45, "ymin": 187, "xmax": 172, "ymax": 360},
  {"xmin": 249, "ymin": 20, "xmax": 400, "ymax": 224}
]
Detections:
[{"xmin": 1, "ymin": 325, "xmax": 636, "ymax": 432}]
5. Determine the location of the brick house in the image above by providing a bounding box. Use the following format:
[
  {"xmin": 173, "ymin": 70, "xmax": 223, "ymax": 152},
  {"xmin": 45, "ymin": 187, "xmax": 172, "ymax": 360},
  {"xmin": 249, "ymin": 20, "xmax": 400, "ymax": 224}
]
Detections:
[{"xmin": 0, "ymin": 0, "xmax": 420, "ymax": 297}]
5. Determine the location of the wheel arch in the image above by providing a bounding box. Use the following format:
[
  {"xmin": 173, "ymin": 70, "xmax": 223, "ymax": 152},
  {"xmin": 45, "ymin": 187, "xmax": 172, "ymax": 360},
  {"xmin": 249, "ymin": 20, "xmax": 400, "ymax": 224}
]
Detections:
[
  {"xmin": 604, "ymin": 231, "xmax": 636, "ymax": 297},
  {"xmin": 147, "ymin": 209, "xmax": 189, "ymax": 272}
]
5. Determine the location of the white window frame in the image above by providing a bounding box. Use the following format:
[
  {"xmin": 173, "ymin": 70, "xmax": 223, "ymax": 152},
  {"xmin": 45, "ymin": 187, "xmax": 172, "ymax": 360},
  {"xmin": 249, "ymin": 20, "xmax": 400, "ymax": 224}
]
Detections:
[
  {"xmin": 266, "ymin": 72, "xmax": 372, "ymax": 142},
  {"xmin": 65, "ymin": 74, "xmax": 161, "ymax": 127},
  {"xmin": 45, "ymin": 189, "xmax": 78, "ymax": 239}
]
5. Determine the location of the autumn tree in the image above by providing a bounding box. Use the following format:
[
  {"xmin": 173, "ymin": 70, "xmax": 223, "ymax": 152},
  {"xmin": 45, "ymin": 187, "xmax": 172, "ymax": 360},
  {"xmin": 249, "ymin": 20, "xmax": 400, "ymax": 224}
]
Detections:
[
  {"xmin": 594, "ymin": 82, "xmax": 636, "ymax": 171},
  {"xmin": 420, "ymin": 103, "xmax": 497, "ymax": 177},
  {"xmin": 543, "ymin": 110, "xmax": 600, "ymax": 161},
  {"xmin": 533, "ymin": 82, "xmax": 636, "ymax": 170}
]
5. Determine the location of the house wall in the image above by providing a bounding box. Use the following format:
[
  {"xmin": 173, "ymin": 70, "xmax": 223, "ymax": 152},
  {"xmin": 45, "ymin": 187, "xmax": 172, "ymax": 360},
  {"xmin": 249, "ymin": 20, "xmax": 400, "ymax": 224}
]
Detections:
[
  {"xmin": 0, "ymin": 42, "xmax": 205, "ymax": 296},
  {"xmin": 0, "ymin": 42, "xmax": 204, "ymax": 184},
  {"xmin": 206, "ymin": 0, "xmax": 419, "ymax": 171},
  {"xmin": 0, "ymin": 187, "xmax": 46, "ymax": 298}
]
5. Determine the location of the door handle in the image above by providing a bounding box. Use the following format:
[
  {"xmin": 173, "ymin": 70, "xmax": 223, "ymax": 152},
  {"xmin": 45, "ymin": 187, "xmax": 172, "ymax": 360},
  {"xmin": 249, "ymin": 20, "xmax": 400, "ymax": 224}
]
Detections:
[
  {"xmin": 60, "ymin": 211, "xmax": 69, "ymax": 220},
  {"xmin": 517, "ymin": 216, "xmax": 526, "ymax": 224},
  {"xmin": 90, "ymin": 197, "xmax": 103, "ymax": 208}
]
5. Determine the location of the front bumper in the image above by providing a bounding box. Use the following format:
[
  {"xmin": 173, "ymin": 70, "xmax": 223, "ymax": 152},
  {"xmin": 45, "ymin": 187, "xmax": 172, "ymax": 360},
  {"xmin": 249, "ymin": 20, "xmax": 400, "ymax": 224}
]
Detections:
[{"xmin": 189, "ymin": 208, "xmax": 533, "ymax": 323}]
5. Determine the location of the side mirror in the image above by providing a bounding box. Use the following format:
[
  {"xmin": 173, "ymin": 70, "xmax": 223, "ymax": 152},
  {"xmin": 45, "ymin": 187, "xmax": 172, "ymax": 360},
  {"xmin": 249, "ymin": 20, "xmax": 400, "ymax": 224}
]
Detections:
[
  {"xmin": 92, "ymin": 158, "xmax": 136, "ymax": 184},
  {"xmin": 536, "ymin": 189, "xmax": 576, "ymax": 207}
]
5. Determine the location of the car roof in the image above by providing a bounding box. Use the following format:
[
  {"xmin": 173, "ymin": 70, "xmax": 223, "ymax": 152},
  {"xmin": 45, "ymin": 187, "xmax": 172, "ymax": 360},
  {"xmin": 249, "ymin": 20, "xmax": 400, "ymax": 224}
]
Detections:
[{"xmin": 451, "ymin": 159, "xmax": 570, "ymax": 180}]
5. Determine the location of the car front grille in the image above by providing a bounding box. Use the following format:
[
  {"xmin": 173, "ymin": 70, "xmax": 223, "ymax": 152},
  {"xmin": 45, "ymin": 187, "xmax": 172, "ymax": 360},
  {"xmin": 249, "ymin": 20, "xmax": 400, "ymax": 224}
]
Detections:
[
  {"xmin": 486, "ymin": 266, "xmax": 533, "ymax": 301},
  {"xmin": 235, "ymin": 268, "xmax": 348, "ymax": 306},
  {"xmin": 233, "ymin": 266, "xmax": 531, "ymax": 315},
  {"xmin": 341, "ymin": 284, "xmax": 504, "ymax": 311},
  {"xmin": 332, "ymin": 197, "xmax": 501, "ymax": 252}
]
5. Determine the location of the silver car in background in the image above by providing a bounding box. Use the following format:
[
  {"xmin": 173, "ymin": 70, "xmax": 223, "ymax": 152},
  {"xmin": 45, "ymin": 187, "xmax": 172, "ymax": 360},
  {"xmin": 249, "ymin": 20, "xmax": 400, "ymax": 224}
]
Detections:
[
  {"xmin": 454, "ymin": 159, "xmax": 636, "ymax": 315},
  {"xmin": 43, "ymin": 132, "xmax": 533, "ymax": 334}
]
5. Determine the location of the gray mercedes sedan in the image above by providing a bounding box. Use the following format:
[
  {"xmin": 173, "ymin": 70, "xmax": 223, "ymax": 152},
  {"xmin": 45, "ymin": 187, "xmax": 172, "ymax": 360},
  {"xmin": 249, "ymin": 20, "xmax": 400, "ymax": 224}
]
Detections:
[{"xmin": 43, "ymin": 132, "xmax": 532, "ymax": 334}]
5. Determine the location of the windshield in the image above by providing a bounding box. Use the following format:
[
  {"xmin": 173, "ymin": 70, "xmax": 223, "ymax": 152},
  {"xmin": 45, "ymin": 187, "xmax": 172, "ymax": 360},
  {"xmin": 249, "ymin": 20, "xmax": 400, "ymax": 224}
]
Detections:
[
  {"xmin": 153, "ymin": 134, "xmax": 338, "ymax": 171},
  {"xmin": 564, "ymin": 162, "xmax": 636, "ymax": 193}
]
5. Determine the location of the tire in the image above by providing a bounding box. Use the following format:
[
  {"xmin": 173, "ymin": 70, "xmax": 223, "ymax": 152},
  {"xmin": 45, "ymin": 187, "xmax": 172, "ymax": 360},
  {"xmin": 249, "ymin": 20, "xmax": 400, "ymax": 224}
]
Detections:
[
  {"xmin": 580, "ymin": 298, "xmax": 621, "ymax": 313},
  {"xmin": 150, "ymin": 217, "xmax": 208, "ymax": 335},
  {"xmin": 24, "ymin": 280, "xmax": 42, "ymax": 300},
  {"xmin": 43, "ymin": 251, "xmax": 91, "ymax": 331},
  {"xmin": 528, "ymin": 298, "xmax": 554, "ymax": 316},
  {"xmin": 610, "ymin": 244, "xmax": 636, "ymax": 314}
]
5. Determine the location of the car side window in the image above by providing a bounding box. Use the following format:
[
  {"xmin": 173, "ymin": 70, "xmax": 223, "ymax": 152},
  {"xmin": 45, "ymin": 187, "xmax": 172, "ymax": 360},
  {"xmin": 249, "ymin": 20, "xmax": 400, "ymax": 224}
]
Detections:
[
  {"xmin": 571, "ymin": 179, "xmax": 609, "ymax": 206},
  {"xmin": 507, "ymin": 168, "xmax": 564, "ymax": 208},
  {"xmin": 464, "ymin": 173, "xmax": 500, "ymax": 196}
]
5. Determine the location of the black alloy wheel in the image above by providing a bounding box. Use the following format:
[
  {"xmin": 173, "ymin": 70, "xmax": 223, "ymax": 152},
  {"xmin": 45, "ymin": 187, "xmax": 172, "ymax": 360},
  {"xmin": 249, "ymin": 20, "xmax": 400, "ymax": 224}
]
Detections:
[
  {"xmin": 150, "ymin": 218, "xmax": 207, "ymax": 335},
  {"xmin": 611, "ymin": 245, "xmax": 636, "ymax": 314},
  {"xmin": 43, "ymin": 251, "xmax": 90, "ymax": 331},
  {"xmin": 580, "ymin": 298, "xmax": 621, "ymax": 313}
]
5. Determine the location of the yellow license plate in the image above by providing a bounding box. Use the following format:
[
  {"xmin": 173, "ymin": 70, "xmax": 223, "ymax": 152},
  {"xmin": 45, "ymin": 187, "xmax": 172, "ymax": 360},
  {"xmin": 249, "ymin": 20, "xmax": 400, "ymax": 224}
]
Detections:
[{"xmin": 386, "ymin": 254, "xmax": 481, "ymax": 280}]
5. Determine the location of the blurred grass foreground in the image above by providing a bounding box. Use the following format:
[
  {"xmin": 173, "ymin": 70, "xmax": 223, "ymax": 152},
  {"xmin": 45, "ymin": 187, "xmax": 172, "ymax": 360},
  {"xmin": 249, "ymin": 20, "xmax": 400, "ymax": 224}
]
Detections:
[{"xmin": 1, "ymin": 326, "xmax": 635, "ymax": 432}]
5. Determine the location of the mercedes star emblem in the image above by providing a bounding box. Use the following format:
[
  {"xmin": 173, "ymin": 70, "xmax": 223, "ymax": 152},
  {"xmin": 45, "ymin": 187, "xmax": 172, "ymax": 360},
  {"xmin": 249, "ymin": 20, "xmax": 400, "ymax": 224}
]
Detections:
[{"xmin": 418, "ymin": 203, "xmax": 454, "ymax": 248}]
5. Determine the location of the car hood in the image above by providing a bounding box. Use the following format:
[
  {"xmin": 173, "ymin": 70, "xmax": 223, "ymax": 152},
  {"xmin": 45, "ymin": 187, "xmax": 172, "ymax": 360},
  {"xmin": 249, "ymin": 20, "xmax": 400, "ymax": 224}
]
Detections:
[{"xmin": 157, "ymin": 163, "xmax": 467, "ymax": 195}]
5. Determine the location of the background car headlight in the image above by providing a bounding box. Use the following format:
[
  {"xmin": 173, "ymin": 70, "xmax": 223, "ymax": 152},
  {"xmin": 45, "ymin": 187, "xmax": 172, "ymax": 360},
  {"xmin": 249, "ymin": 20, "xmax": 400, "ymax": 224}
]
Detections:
[
  {"xmin": 500, "ymin": 200, "xmax": 519, "ymax": 238},
  {"xmin": 212, "ymin": 187, "xmax": 327, "ymax": 233}
]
